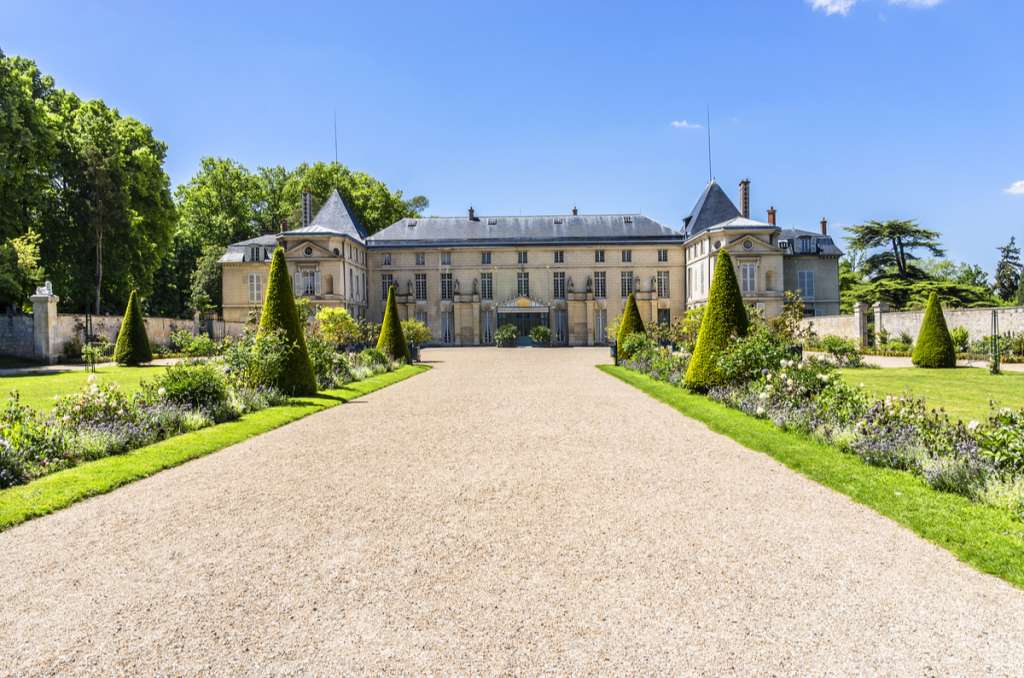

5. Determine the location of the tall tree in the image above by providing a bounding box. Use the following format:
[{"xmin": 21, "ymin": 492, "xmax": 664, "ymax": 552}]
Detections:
[
  {"xmin": 175, "ymin": 157, "xmax": 265, "ymax": 247},
  {"xmin": 0, "ymin": 229, "xmax": 45, "ymax": 312},
  {"xmin": 846, "ymin": 219, "xmax": 944, "ymax": 280},
  {"xmin": 994, "ymin": 237, "xmax": 1022, "ymax": 303}
]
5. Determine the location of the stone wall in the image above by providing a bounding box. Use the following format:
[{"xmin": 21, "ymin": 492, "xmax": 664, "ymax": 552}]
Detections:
[
  {"xmin": 876, "ymin": 305, "xmax": 1024, "ymax": 344},
  {"xmin": 0, "ymin": 314, "xmax": 35, "ymax": 359},
  {"xmin": 54, "ymin": 315, "xmax": 195, "ymax": 357}
]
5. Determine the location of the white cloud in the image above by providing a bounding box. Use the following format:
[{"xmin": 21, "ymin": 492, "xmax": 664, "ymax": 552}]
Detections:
[
  {"xmin": 671, "ymin": 120, "xmax": 703, "ymax": 130},
  {"xmin": 807, "ymin": 0, "xmax": 942, "ymax": 16},
  {"xmin": 1005, "ymin": 180, "xmax": 1024, "ymax": 196}
]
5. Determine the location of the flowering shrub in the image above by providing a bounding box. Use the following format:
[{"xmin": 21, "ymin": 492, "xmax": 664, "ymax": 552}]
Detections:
[
  {"xmin": 222, "ymin": 330, "xmax": 291, "ymax": 390},
  {"xmin": 975, "ymin": 408, "xmax": 1024, "ymax": 474},
  {"xmin": 816, "ymin": 335, "xmax": 864, "ymax": 368},
  {"xmin": 306, "ymin": 330, "xmax": 354, "ymax": 389},
  {"xmin": 149, "ymin": 363, "xmax": 233, "ymax": 422},
  {"xmin": 495, "ymin": 324, "xmax": 518, "ymax": 347}
]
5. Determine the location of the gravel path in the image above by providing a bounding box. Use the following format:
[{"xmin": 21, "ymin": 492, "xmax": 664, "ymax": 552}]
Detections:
[{"xmin": 1, "ymin": 347, "xmax": 1023, "ymax": 675}]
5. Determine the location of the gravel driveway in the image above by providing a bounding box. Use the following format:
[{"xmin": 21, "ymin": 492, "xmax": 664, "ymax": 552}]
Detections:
[{"xmin": 1, "ymin": 347, "xmax": 1023, "ymax": 675}]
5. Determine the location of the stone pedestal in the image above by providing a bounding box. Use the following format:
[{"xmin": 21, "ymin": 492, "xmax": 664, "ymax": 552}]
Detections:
[{"xmin": 31, "ymin": 292, "xmax": 60, "ymax": 364}]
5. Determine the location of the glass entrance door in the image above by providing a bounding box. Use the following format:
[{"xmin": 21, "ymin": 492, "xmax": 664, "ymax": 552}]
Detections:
[{"xmin": 501, "ymin": 311, "xmax": 549, "ymax": 341}]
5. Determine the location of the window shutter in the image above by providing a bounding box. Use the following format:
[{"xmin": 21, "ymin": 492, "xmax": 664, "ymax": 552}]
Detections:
[
  {"xmin": 293, "ymin": 272, "xmax": 301, "ymax": 295},
  {"xmin": 315, "ymin": 271, "xmax": 322, "ymax": 296}
]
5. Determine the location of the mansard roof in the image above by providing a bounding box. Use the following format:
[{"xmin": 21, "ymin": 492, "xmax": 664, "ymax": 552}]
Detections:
[
  {"xmin": 779, "ymin": 228, "xmax": 844, "ymax": 257},
  {"xmin": 281, "ymin": 189, "xmax": 367, "ymax": 242},
  {"xmin": 683, "ymin": 181, "xmax": 742, "ymax": 238},
  {"xmin": 367, "ymin": 213, "xmax": 683, "ymax": 248}
]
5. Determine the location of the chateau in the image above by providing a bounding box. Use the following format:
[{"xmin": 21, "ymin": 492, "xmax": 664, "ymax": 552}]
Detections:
[{"xmin": 219, "ymin": 180, "xmax": 841, "ymax": 345}]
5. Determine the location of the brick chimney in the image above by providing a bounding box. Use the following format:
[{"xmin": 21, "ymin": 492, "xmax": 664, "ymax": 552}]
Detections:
[
  {"xmin": 820, "ymin": 217, "xmax": 828, "ymax": 235},
  {"xmin": 739, "ymin": 179, "xmax": 750, "ymax": 219},
  {"xmin": 767, "ymin": 206, "xmax": 777, "ymax": 226},
  {"xmin": 301, "ymin": 191, "xmax": 313, "ymax": 228},
  {"xmin": 468, "ymin": 206, "xmax": 476, "ymax": 221}
]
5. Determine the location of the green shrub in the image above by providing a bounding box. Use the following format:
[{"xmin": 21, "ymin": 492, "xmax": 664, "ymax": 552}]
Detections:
[
  {"xmin": 529, "ymin": 325, "xmax": 551, "ymax": 345},
  {"xmin": 358, "ymin": 347, "xmax": 389, "ymax": 368},
  {"xmin": 316, "ymin": 306, "xmax": 360, "ymax": 347},
  {"xmin": 495, "ymin": 324, "xmax": 518, "ymax": 347},
  {"xmin": 305, "ymin": 330, "xmax": 352, "ymax": 389},
  {"xmin": 113, "ymin": 290, "xmax": 152, "ymax": 365},
  {"xmin": 616, "ymin": 293, "xmax": 646, "ymax": 359},
  {"xmin": 912, "ymin": 292, "xmax": 956, "ymax": 368},
  {"xmin": 376, "ymin": 285, "xmax": 410, "ymax": 363},
  {"xmin": 401, "ymin": 319, "xmax": 432, "ymax": 347},
  {"xmin": 818, "ymin": 335, "xmax": 863, "ymax": 367},
  {"xmin": 257, "ymin": 247, "xmax": 317, "ymax": 395},
  {"xmin": 951, "ymin": 326, "xmax": 970, "ymax": 353},
  {"xmin": 685, "ymin": 250, "xmax": 749, "ymax": 391},
  {"xmin": 221, "ymin": 329, "xmax": 291, "ymax": 390},
  {"xmin": 716, "ymin": 325, "xmax": 793, "ymax": 383},
  {"xmin": 619, "ymin": 332, "xmax": 653, "ymax": 362},
  {"xmin": 152, "ymin": 363, "xmax": 233, "ymax": 422}
]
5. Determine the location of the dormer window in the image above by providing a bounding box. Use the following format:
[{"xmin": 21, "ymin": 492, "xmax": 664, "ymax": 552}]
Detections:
[
  {"xmin": 799, "ymin": 237, "xmax": 814, "ymax": 254},
  {"xmin": 553, "ymin": 218, "xmax": 564, "ymax": 225},
  {"xmin": 249, "ymin": 246, "xmax": 260, "ymax": 262},
  {"xmin": 487, "ymin": 218, "xmax": 498, "ymax": 225},
  {"xmin": 623, "ymin": 216, "xmax": 633, "ymax": 224}
]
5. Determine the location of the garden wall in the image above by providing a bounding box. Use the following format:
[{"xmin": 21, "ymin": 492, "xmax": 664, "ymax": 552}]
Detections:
[
  {"xmin": 0, "ymin": 315, "xmax": 36, "ymax": 359},
  {"xmin": 800, "ymin": 303, "xmax": 1024, "ymax": 346}
]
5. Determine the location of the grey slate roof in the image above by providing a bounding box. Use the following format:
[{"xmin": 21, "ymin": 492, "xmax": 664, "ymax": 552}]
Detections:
[
  {"xmin": 218, "ymin": 234, "xmax": 278, "ymax": 264},
  {"xmin": 367, "ymin": 214, "xmax": 682, "ymax": 248},
  {"xmin": 281, "ymin": 189, "xmax": 367, "ymax": 242},
  {"xmin": 683, "ymin": 181, "xmax": 741, "ymax": 238},
  {"xmin": 779, "ymin": 228, "xmax": 844, "ymax": 256}
]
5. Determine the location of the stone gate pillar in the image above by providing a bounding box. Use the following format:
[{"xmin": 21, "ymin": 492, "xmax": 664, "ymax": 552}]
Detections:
[
  {"xmin": 31, "ymin": 286, "xmax": 60, "ymax": 364},
  {"xmin": 852, "ymin": 302, "xmax": 867, "ymax": 348}
]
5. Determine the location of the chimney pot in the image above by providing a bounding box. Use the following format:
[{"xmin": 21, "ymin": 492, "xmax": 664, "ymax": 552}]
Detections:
[
  {"xmin": 739, "ymin": 179, "xmax": 751, "ymax": 219},
  {"xmin": 767, "ymin": 206, "xmax": 777, "ymax": 226},
  {"xmin": 820, "ymin": 217, "xmax": 828, "ymax": 235},
  {"xmin": 468, "ymin": 206, "xmax": 476, "ymax": 221}
]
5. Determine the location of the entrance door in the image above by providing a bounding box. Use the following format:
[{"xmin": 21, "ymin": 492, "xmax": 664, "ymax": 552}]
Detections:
[
  {"xmin": 502, "ymin": 311, "xmax": 548, "ymax": 342},
  {"xmin": 595, "ymin": 309, "xmax": 607, "ymax": 344}
]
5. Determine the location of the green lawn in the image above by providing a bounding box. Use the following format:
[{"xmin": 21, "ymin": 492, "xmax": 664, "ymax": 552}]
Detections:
[
  {"xmin": 600, "ymin": 365, "xmax": 1024, "ymax": 590},
  {"xmin": 0, "ymin": 365, "xmax": 168, "ymax": 412},
  {"xmin": 838, "ymin": 367, "xmax": 1024, "ymax": 423},
  {"xmin": 0, "ymin": 364, "xmax": 428, "ymax": 532}
]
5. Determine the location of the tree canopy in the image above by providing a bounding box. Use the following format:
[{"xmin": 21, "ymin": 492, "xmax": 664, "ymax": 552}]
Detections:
[{"xmin": 995, "ymin": 237, "xmax": 1022, "ymax": 303}]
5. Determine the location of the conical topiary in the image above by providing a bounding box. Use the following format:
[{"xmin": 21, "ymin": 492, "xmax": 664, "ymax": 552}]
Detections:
[
  {"xmin": 113, "ymin": 289, "xmax": 152, "ymax": 365},
  {"xmin": 376, "ymin": 285, "xmax": 411, "ymax": 363},
  {"xmin": 258, "ymin": 247, "xmax": 317, "ymax": 395},
  {"xmin": 616, "ymin": 292, "xmax": 646, "ymax": 361},
  {"xmin": 685, "ymin": 250, "xmax": 749, "ymax": 391},
  {"xmin": 912, "ymin": 292, "xmax": 956, "ymax": 368}
]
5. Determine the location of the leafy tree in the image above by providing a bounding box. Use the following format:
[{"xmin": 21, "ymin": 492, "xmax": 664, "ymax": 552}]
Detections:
[
  {"xmin": 188, "ymin": 244, "xmax": 227, "ymax": 316},
  {"xmin": 175, "ymin": 157, "xmax": 265, "ymax": 248},
  {"xmin": 912, "ymin": 292, "xmax": 956, "ymax": 368},
  {"xmin": 0, "ymin": 229, "xmax": 45, "ymax": 312},
  {"xmin": 376, "ymin": 285, "xmax": 410, "ymax": 362},
  {"xmin": 257, "ymin": 165, "xmax": 291, "ymax": 233},
  {"xmin": 258, "ymin": 247, "xmax": 316, "ymax": 395},
  {"xmin": 316, "ymin": 306, "xmax": 361, "ymax": 346},
  {"xmin": 113, "ymin": 290, "xmax": 152, "ymax": 365},
  {"xmin": 616, "ymin": 292, "xmax": 646, "ymax": 360},
  {"xmin": 847, "ymin": 219, "xmax": 944, "ymax": 280},
  {"xmin": 685, "ymin": 251, "xmax": 749, "ymax": 391},
  {"xmin": 994, "ymin": 237, "xmax": 1022, "ymax": 303}
]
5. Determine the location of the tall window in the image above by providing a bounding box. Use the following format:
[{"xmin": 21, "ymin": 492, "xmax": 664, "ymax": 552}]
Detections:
[
  {"xmin": 687, "ymin": 267, "xmax": 693, "ymax": 300},
  {"xmin": 442, "ymin": 311, "xmax": 454, "ymax": 343},
  {"xmin": 249, "ymin": 246, "xmax": 261, "ymax": 262},
  {"xmin": 517, "ymin": 250, "xmax": 528, "ymax": 265},
  {"xmin": 441, "ymin": 251, "xmax": 452, "ymax": 266},
  {"xmin": 382, "ymin": 253, "xmax": 392, "ymax": 266},
  {"xmin": 594, "ymin": 271, "xmax": 606, "ymax": 299},
  {"xmin": 621, "ymin": 271, "xmax": 633, "ymax": 298},
  {"xmin": 741, "ymin": 264, "xmax": 757, "ymax": 294},
  {"xmin": 381, "ymin": 274, "xmax": 394, "ymax": 301},
  {"xmin": 800, "ymin": 237, "xmax": 814, "ymax": 254},
  {"xmin": 481, "ymin": 251, "xmax": 491, "ymax": 265},
  {"xmin": 481, "ymin": 310, "xmax": 495, "ymax": 344},
  {"xmin": 415, "ymin": 310, "xmax": 428, "ymax": 325},
  {"xmin": 658, "ymin": 249, "xmax": 668, "ymax": 262},
  {"xmin": 595, "ymin": 249, "xmax": 605, "ymax": 263},
  {"xmin": 481, "ymin": 272, "xmax": 493, "ymax": 300},
  {"xmin": 302, "ymin": 270, "xmax": 318, "ymax": 297},
  {"xmin": 621, "ymin": 249, "xmax": 632, "ymax": 263},
  {"xmin": 798, "ymin": 270, "xmax": 815, "ymax": 299},
  {"xmin": 553, "ymin": 271, "xmax": 566, "ymax": 299},
  {"xmin": 248, "ymin": 273, "xmax": 262, "ymax": 304},
  {"xmin": 415, "ymin": 252, "xmax": 425, "ymax": 266},
  {"xmin": 657, "ymin": 270, "xmax": 670, "ymax": 298},
  {"xmin": 554, "ymin": 250, "xmax": 564, "ymax": 264},
  {"xmin": 517, "ymin": 271, "xmax": 529, "ymax": 297},
  {"xmin": 441, "ymin": 272, "xmax": 453, "ymax": 300},
  {"xmin": 415, "ymin": 273, "xmax": 427, "ymax": 300}
]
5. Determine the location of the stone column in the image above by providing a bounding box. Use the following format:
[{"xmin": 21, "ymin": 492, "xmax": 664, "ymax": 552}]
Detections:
[
  {"xmin": 852, "ymin": 302, "xmax": 867, "ymax": 348},
  {"xmin": 31, "ymin": 292, "xmax": 60, "ymax": 364},
  {"xmin": 872, "ymin": 301, "xmax": 889, "ymax": 346}
]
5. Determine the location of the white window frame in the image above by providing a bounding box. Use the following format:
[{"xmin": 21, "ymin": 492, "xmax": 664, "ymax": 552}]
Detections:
[
  {"xmin": 621, "ymin": 249, "xmax": 632, "ymax": 263},
  {"xmin": 441, "ymin": 251, "xmax": 452, "ymax": 266},
  {"xmin": 554, "ymin": 250, "xmax": 564, "ymax": 264},
  {"xmin": 248, "ymin": 272, "xmax": 262, "ymax": 304},
  {"xmin": 517, "ymin": 271, "xmax": 529, "ymax": 297},
  {"xmin": 798, "ymin": 270, "xmax": 815, "ymax": 299},
  {"xmin": 658, "ymin": 249, "xmax": 668, "ymax": 263},
  {"xmin": 382, "ymin": 253, "xmax": 392, "ymax": 266},
  {"xmin": 517, "ymin": 250, "xmax": 528, "ymax": 265},
  {"xmin": 594, "ymin": 271, "xmax": 606, "ymax": 299},
  {"xmin": 657, "ymin": 270, "xmax": 670, "ymax": 298},
  {"xmin": 415, "ymin": 273, "xmax": 427, "ymax": 301},
  {"xmin": 595, "ymin": 249, "xmax": 605, "ymax": 263},
  {"xmin": 415, "ymin": 252, "xmax": 426, "ymax": 266},
  {"xmin": 621, "ymin": 271, "xmax": 634, "ymax": 298},
  {"xmin": 741, "ymin": 263, "xmax": 757, "ymax": 294},
  {"xmin": 440, "ymin": 272, "xmax": 453, "ymax": 300},
  {"xmin": 481, "ymin": 251, "xmax": 491, "ymax": 265},
  {"xmin": 553, "ymin": 271, "xmax": 566, "ymax": 299},
  {"xmin": 381, "ymin": 274, "xmax": 394, "ymax": 301},
  {"xmin": 481, "ymin": 272, "xmax": 493, "ymax": 300}
]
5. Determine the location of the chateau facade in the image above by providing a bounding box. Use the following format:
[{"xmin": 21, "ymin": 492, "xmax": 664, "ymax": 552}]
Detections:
[{"xmin": 220, "ymin": 179, "xmax": 841, "ymax": 345}]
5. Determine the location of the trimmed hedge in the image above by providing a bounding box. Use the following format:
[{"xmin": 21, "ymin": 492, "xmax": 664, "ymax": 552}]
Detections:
[
  {"xmin": 257, "ymin": 247, "xmax": 317, "ymax": 395},
  {"xmin": 616, "ymin": 292, "xmax": 646, "ymax": 361},
  {"xmin": 912, "ymin": 292, "xmax": 956, "ymax": 368},
  {"xmin": 113, "ymin": 290, "xmax": 152, "ymax": 366},
  {"xmin": 685, "ymin": 250, "xmax": 749, "ymax": 391},
  {"xmin": 376, "ymin": 285, "xmax": 411, "ymax": 363}
]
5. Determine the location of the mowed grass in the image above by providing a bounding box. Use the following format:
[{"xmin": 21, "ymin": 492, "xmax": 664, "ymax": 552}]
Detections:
[
  {"xmin": 0, "ymin": 365, "xmax": 168, "ymax": 412},
  {"xmin": 599, "ymin": 365, "xmax": 1024, "ymax": 590},
  {"xmin": 0, "ymin": 364, "xmax": 428, "ymax": 532},
  {"xmin": 838, "ymin": 367, "xmax": 1024, "ymax": 423}
]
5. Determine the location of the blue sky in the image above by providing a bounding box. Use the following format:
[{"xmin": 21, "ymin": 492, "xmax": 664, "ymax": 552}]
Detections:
[{"xmin": 4, "ymin": 0, "xmax": 1022, "ymax": 272}]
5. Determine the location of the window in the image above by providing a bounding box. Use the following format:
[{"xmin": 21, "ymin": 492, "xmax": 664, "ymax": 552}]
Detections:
[
  {"xmin": 481, "ymin": 310, "xmax": 495, "ymax": 344},
  {"xmin": 249, "ymin": 246, "xmax": 261, "ymax": 262},
  {"xmin": 741, "ymin": 263, "xmax": 757, "ymax": 294},
  {"xmin": 415, "ymin": 273, "xmax": 427, "ymax": 300},
  {"xmin": 381, "ymin": 274, "xmax": 394, "ymax": 300},
  {"xmin": 517, "ymin": 250, "xmax": 528, "ymax": 265},
  {"xmin": 481, "ymin": 272, "xmax": 493, "ymax": 300},
  {"xmin": 594, "ymin": 271, "xmax": 606, "ymax": 299},
  {"xmin": 415, "ymin": 310, "xmax": 428, "ymax": 325},
  {"xmin": 554, "ymin": 250, "xmax": 564, "ymax": 264},
  {"xmin": 687, "ymin": 267, "xmax": 693, "ymax": 299},
  {"xmin": 595, "ymin": 309, "xmax": 607, "ymax": 344},
  {"xmin": 304, "ymin": 246, "xmax": 313, "ymax": 257},
  {"xmin": 798, "ymin": 270, "xmax": 815, "ymax": 299},
  {"xmin": 554, "ymin": 310, "xmax": 568, "ymax": 345},
  {"xmin": 382, "ymin": 253, "xmax": 392, "ymax": 266},
  {"xmin": 415, "ymin": 252, "xmax": 425, "ymax": 266},
  {"xmin": 442, "ymin": 311, "xmax": 454, "ymax": 344},
  {"xmin": 553, "ymin": 272, "xmax": 566, "ymax": 299},
  {"xmin": 481, "ymin": 251, "xmax": 491, "ymax": 265},
  {"xmin": 623, "ymin": 216, "xmax": 633, "ymax": 224},
  {"xmin": 595, "ymin": 249, "xmax": 605, "ymax": 263},
  {"xmin": 657, "ymin": 309, "xmax": 671, "ymax": 326},
  {"xmin": 658, "ymin": 249, "xmax": 668, "ymax": 262},
  {"xmin": 621, "ymin": 249, "xmax": 632, "ymax": 263},
  {"xmin": 349, "ymin": 269, "xmax": 353, "ymax": 298},
  {"xmin": 301, "ymin": 270, "xmax": 318, "ymax": 296},
  {"xmin": 800, "ymin": 237, "xmax": 814, "ymax": 254},
  {"xmin": 657, "ymin": 270, "xmax": 670, "ymax": 298},
  {"xmin": 248, "ymin": 273, "xmax": 262, "ymax": 304},
  {"xmin": 441, "ymin": 272, "xmax": 453, "ymax": 300},
  {"xmin": 621, "ymin": 271, "xmax": 634, "ymax": 298},
  {"xmin": 517, "ymin": 271, "xmax": 530, "ymax": 297},
  {"xmin": 441, "ymin": 251, "xmax": 452, "ymax": 266}
]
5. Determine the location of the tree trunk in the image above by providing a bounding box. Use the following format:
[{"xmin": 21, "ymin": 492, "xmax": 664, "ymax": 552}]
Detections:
[{"xmin": 94, "ymin": 222, "xmax": 103, "ymax": 314}]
